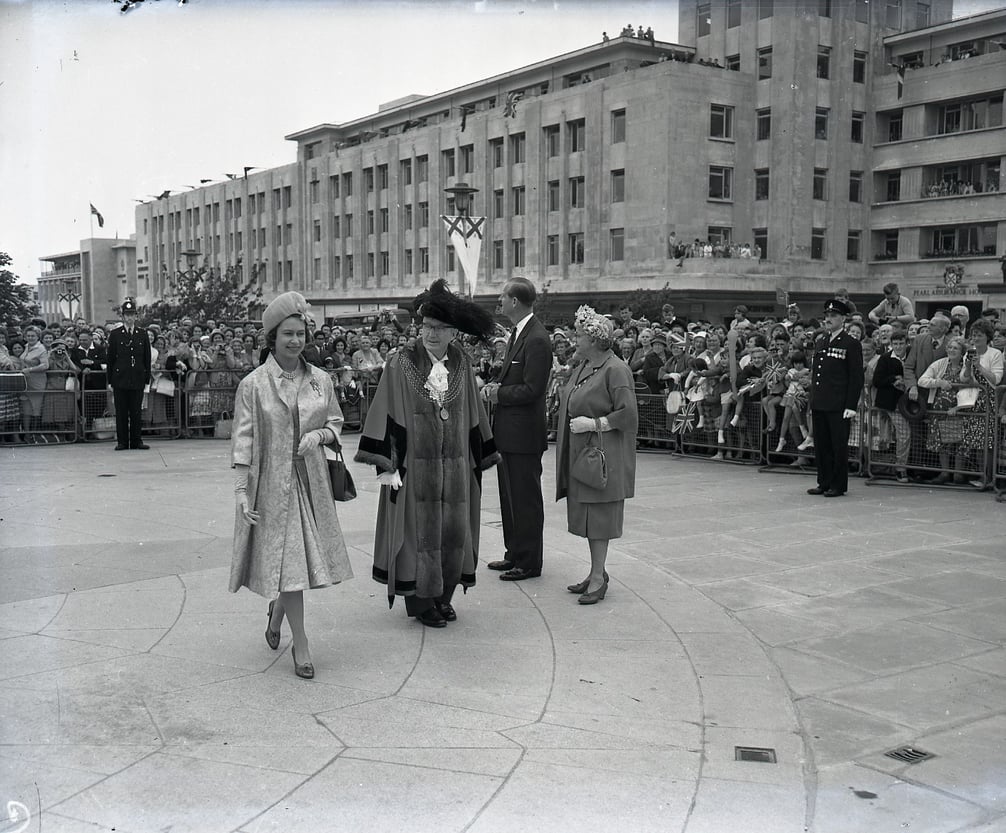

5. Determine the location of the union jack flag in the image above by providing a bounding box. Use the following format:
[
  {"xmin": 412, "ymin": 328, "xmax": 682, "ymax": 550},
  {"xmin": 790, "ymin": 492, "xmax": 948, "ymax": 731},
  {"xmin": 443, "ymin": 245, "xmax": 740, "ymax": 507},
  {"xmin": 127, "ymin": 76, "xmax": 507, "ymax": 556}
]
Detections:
[
  {"xmin": 763, "ymin": 359, "xmax": 786, "ymax": 388},
  {"xmin": 672, "ymin": 401, "xmax": 697, "ymax": 435}
]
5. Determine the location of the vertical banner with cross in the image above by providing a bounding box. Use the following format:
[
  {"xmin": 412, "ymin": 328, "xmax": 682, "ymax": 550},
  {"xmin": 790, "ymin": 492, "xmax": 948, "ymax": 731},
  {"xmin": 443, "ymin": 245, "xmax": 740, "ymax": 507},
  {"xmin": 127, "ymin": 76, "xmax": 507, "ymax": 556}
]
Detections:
[{"xmin": 441, "ymin": 214, "xmax": 485, "ymax": 297}]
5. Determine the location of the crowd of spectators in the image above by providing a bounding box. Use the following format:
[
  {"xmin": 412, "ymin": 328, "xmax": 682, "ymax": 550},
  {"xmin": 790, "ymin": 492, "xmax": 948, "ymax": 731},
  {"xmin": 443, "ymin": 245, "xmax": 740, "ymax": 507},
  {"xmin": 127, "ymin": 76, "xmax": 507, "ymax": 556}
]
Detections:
[
  {"xmin": 3, "ymin": 285, "xmax": 1006, "ymax": 490},
  {"xmin": 922, "ymin": 178, "xmax": 1000, "ymax": 199}
]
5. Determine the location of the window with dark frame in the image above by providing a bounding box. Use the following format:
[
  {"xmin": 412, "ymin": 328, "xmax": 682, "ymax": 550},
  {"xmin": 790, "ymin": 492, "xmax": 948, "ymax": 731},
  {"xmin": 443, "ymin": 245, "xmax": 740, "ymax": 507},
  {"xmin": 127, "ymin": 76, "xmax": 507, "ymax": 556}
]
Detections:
[
  {"xmin": 753, "ymin": 228, "xmax": 768, "ymax": 259},
  {"xmin": 512, "ymin": 186, "xmax": 526, "ymax": 216},
  {"xmin": 493, "ymin": 189, "xmax": 504, "ymax": 217},
  {"xmin": 851, "ymin": 111, "xmax": 865, "ymax": 143},
  {"xmin": 544, "ymin": 125, "xmax": 560, "ymax": 157},
  {"xmin": 490, "ymin": 138, "xmax": 504, "ymax": 168},
  {"xmin": 817, "ymin": 45, "xmax": 830, "ymax": 79},
  {"xmin": 568, "ymin": 119, "xmax": 586, "ymax": 153},
  {"xmin": 697, "ymin": 2, "xmax": 711, "ymax": 37},
  {"xmin": 569, "ymin": 232, "xmax": 585, "ymax": 264},
  {"xmin": 710, "ymin": 104, "xmax": 734, "ymax": 139},
  {"xmin": 510, "ymin": 133, "xmax": 526, "ymax": 163},
  {"xmin": 726, "ymin": 54, "xmax": 741, "ymax": 71},
  {"xmin": 811, "ymin": 228, "xmax": 826, "ymax": 260},
  {"xmin": 815, "ymin": 107, "xmax": 829, "ymax": 139},
  {"xmin": 849, "ymin": 170, "xmax": 863, "ymax": 203},
  {"xmin": 818, "ymin": 0, "xmax": 831, "ymax": 16},
  {"xmin": 853, "ymin": 51, "xmax": 867, "ymax": 83},
  {"xmin": 888, "ymin": 112, "xmax": 903, "ymax": 141},
  {"xmin": 727, "ymin": 0, "xmax": 742, "ymax": 28},
  {"xmin": 813, "ymin": 168, "xmax": 828, "ymax": 200},
  {"xmin": 569, "ymin": 176, "xmax": 586, "ymax": 208},
  {"xmin": 847, "ymin": 230, "xmax": 861, "ymax": 261},
  {"xmin": 758, "ymin": 47, "xmax": 773, "ymax": 79},
  {"xmin": 611, "ymin": 170, "xmax": 625, "ymax": 203},
  {"xmin": 757, "ymin": 108, "xmax": 771, "ymax": 140},
  {"xmin": 493, "ymin": 240, "xmax": 504, "ymax": 270},
  {"xmin": 547, "ymin": 235, "xmax": 559, "ymax": 266},
  {"xmin": 708, "ymin": 166, "xmax": 733, "ymax": 200},
  {"xmin": 755, "ymin": 168, "xmax": 770, "ymax": 200},
  {"xmin": 758, "ymin": 0, "xmax": 772, "ymax": 19},
  {"xmin": 548, "ymin": 180, "xmax": 560, "ymax": 211},
  {"xmin": 512, "ymin": 237, "xmax": 525, "ymax": 268},
  {"xmin": 611, "ymin": 110, "xmax": 626, "ymax": 143},
  {"xmin": 886, "ymin": 171, "xmax": 901, "ymax": 201},
  {"xmin": 610, "ymin": 228, "xmax": 625, "ymax": 261}
]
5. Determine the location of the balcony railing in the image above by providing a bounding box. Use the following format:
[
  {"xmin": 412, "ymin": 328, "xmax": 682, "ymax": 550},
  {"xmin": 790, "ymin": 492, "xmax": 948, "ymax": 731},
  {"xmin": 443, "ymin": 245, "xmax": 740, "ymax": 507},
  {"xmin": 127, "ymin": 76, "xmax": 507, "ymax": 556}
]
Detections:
[
  {"xmin": 922, "ymin": 247, "xmax": 996, "ymax": 259},
  {"xmin": 921, "ymin": 180, "xmax": 1001, "ymax": 199}
]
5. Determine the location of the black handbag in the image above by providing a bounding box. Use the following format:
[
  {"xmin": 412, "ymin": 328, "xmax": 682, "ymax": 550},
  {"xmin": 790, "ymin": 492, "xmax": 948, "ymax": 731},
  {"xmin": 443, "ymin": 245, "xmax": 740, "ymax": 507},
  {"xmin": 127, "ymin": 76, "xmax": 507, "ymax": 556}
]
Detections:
[
  {"xmin": 326, "ymin": 438, "xmax": 357, "ymax": 502},
  {"xmin": 570, "ymin": 430, "xmax": 607, "ymax": 489}
]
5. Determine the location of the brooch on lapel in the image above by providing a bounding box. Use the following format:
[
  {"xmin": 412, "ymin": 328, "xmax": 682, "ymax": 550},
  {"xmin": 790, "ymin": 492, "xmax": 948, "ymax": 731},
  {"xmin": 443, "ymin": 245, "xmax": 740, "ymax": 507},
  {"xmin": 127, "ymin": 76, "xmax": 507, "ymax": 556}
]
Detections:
[{"xmin": 309, "ymin": 377, "xmax": 323, "ymax": 397}]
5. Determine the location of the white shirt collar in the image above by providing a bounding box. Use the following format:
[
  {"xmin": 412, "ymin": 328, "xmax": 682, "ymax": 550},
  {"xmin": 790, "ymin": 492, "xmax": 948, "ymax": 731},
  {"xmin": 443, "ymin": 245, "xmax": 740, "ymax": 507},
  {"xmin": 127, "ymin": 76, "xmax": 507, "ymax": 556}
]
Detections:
[{"xmin": 513, "ymin": 312, "xmax": 533, "ymax": 340}]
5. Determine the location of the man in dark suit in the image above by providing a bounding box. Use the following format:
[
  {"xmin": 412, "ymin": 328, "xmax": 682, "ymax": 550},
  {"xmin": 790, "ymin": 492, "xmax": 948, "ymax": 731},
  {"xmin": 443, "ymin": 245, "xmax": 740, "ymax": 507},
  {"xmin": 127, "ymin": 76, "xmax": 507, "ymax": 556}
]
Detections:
[
  {"xmin": 482, "ymin": 278, "xmax": 553, "ymax": 580},
  {"xmin": 106, "ymin": 298, "xmax": 152, "ymax": 450},
  {"xmin": 902, "ymin": 312, "xmax": 949, "ymax": 400},
  {"xmin": 807, "ymin": 299, "xmax": 864, "ymax": 497}
]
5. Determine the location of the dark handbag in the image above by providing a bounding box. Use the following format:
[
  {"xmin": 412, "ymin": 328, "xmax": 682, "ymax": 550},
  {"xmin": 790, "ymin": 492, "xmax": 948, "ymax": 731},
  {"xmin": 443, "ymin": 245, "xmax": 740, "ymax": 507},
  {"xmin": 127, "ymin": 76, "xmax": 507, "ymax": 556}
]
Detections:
[
  {"xmin": 570, "ymin": 429, "xmax": 607, "ymax": 489},
  {"xmin": 326, "ymin": 437, "xmax": 357, "ymax": 502}
]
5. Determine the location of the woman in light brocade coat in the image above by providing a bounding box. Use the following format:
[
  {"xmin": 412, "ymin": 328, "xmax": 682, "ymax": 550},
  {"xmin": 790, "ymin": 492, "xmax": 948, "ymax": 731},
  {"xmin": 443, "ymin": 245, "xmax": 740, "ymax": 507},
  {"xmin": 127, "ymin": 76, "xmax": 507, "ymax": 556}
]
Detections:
[{"xmin": 230, "ymin": 292, "xmax": 353, "ymax": 679}]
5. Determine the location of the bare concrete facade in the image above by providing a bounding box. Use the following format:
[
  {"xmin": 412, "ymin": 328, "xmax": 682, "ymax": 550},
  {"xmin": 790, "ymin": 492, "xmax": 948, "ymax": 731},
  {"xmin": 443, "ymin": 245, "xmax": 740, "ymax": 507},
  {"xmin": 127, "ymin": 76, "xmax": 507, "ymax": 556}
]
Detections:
[{"xmin": 131, "ymin": 2, "xmax": 1005, "ymax": 323}]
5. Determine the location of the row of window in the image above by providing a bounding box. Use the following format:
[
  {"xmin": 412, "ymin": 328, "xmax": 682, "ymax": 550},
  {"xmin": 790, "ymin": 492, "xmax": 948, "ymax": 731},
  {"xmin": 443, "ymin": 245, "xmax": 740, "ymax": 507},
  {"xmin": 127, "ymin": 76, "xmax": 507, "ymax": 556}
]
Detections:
[
  {"xmin": 710, "ymin": 104, "xmax": 865, "ymax": 143},
  {"xmin": 699, "ymin": 0, "xmax": 924, "ymax": 34},
  {"xmin": 873, "ymin": 225, "xmax": 997, "ymax": 261},
  {"xmin": 708, "ymin": 166, "xmax": 865, "ymax": 203}
]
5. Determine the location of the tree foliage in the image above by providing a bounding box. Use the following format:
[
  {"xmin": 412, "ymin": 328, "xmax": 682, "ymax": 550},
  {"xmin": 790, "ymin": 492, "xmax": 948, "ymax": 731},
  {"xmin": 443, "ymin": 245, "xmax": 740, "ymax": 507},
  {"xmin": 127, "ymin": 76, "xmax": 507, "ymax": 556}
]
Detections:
[
  {"xmin": 137, "ymin": 263, "xmax": 263, "ymax": 325},
  {"xmin": 621, "ymin": 283, "xmax": 677, "ymax": 324},
  {"xmin": 0, "ymin": 251, "xmax": 37, "ymax": 325}
]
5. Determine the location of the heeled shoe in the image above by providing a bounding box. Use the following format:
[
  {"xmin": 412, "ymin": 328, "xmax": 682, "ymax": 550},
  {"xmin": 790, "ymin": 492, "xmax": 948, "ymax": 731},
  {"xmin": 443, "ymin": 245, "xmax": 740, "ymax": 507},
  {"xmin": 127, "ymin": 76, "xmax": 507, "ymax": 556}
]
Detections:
[
  {"xmin": 578, "ymin": 577, "xmax": 609, "ymax": 605},
  {"xmin": 291, "ymin": 645, "xmax": 314, "ymax": 679},
  {"xmin": 567, "ymin": 571, "xmax": 609, "ymax": 594},
  {"xmin": 265, "ymin": 600, "xmax": 280, "ymax": 650}
]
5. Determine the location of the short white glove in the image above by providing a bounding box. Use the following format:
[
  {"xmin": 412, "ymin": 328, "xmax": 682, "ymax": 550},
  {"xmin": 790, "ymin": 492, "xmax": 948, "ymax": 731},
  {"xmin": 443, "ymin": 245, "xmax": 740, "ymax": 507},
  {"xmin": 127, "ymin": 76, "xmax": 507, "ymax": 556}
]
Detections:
[
  {"xmin": 296, "ymin": 429, "xmax": 328, "ymax": 456},
  {"xmin": 377, "ymin": 470, "xmax": 403, "ymax": 490}
]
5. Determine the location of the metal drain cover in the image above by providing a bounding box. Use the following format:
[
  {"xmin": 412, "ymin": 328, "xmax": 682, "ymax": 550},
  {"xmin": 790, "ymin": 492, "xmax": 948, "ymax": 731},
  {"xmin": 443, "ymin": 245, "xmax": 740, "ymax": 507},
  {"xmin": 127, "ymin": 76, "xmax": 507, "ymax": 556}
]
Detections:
[
  {"xmin": 884, "ymin": 745, "xmax": 935, "ymax": 764},
  {"xmin": 735, "ymin": 746, "xmax": 777, "ymax": 763}
]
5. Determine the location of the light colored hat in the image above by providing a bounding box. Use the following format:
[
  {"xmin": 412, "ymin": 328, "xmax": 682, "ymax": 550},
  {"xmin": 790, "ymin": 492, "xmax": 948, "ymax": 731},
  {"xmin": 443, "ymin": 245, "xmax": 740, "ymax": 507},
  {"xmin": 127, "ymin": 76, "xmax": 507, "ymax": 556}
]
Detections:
[{"xmin": 262, "ymin": 291, "xmax": 313, "ymax": 335}]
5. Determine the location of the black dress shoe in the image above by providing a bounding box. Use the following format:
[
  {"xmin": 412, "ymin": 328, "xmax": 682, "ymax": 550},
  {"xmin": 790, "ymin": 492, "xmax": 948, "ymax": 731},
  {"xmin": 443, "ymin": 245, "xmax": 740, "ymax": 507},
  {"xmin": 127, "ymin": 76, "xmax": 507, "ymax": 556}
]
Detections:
[
  {"xmin": 500, "ymin": 567, "xmax": 541, "ymax": 581},
  {"xmin": 567, "ymin": 571, "xmax": 609, "ymax": 594},
  {"xmin": 133, "ymin": 443, "xmax": 150, "ymax": 450},
  {"xmin": 823, "ymin": 489, "xmax": 845, "ymax": 497},
  {"xmin": 806, "ymin": 486, "xmax": 827, "ymax": 495},
  {"xmin": 487, "ymin": 560, "xmax": 514, "ymax": 571},
  {"xmin": 265, "ymin": 600, "xmax": 280, "ymax": 650},
  {"xmin": 114, "ymin": 444, "xmax": 128, "ymax": 451},
  {"xmin": 435, "ymin": 602, "xmax": 457, "ymax": 622},
  {"xmin": 416, "ymin": 607, "xmax": 447, "ymax": 628}
]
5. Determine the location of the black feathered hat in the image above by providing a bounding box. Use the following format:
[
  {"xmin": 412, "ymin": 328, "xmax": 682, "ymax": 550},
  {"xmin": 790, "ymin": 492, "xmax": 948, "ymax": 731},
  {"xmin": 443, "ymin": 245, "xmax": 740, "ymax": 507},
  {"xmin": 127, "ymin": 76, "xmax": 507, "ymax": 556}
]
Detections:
[{"xmin": 413, "ymin": 279, "xmax": 495, "ymax": 342}]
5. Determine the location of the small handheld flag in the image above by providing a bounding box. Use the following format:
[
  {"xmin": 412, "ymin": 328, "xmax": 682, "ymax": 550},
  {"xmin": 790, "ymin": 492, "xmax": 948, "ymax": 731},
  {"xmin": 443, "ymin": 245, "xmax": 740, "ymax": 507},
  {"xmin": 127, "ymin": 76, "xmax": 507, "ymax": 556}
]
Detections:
[{"xmin": 89, "ymin": 203, "xmax": 104, "ymax": 228}]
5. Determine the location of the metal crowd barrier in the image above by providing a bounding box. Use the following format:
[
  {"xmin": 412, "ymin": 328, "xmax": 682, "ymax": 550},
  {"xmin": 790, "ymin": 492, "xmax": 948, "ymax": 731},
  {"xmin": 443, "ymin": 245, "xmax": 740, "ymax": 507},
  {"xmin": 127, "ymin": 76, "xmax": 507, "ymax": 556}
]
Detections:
[
  {"xmin": 184, "ymin": 368, "xmax": 249, "ymax": 439},
  {"xmin": 993, "ymin": 384, "xmax": 1006, "ymax": 500},
  {"xmin": 866, "ymin": 390, "xmax": 997, "ymax": 490},
  {"xmin": 673, "ymin": 395, "xmax": 764, "ymax": 464}
]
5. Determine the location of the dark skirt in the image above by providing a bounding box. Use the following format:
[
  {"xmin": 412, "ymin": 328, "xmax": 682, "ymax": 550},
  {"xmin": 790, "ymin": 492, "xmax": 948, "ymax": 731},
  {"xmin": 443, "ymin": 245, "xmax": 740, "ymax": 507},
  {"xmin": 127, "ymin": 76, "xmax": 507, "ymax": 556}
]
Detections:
[{"xmin": 567, "ymin": 498, "xmax": 624, "ymax": 540}]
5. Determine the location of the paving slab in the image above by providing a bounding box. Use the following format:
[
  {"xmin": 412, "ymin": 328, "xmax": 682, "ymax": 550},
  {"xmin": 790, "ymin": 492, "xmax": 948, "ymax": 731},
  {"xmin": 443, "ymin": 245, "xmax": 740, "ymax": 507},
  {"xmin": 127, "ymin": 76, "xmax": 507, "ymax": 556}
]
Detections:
[{"xmin": 1, "ymin": 438, "xmax": 1004, "ymax": 832}]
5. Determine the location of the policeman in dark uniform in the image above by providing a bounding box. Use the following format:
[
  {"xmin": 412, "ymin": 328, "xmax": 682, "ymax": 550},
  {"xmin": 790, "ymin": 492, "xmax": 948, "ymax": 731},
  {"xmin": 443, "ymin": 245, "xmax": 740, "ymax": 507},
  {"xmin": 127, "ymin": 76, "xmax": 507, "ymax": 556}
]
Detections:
[
  {"xmin": 807, "ymin": 298, "xmax": 863, "ymax": 497},
  {"xmin": 106, "ymin": 298, "xmax": 152, "ymax": 450}
]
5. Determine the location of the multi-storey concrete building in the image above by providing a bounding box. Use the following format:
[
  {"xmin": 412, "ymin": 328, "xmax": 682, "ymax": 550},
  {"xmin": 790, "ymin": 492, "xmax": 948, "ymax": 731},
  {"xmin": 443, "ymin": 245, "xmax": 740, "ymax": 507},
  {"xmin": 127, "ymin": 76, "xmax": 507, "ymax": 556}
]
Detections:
[
  {"xmin": 38, "ymin": 238, "xmax": 136, "ymax": 324},
  {"xmin": 869, "ymin": 6, "xmax": 1006, "ymax": 316},
  {"xmin": 132, "ymin": 2, "xmax": 1005, "ymax": 324}
]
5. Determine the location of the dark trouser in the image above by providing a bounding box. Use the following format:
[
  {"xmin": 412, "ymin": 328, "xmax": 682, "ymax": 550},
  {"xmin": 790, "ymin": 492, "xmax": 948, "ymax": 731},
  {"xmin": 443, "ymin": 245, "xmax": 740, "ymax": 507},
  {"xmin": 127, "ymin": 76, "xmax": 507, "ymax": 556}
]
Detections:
[
  {"xmin": 497, "ymin": 450, "xmax": 545, "ymax": 573},
  {"xmin": 812, "ymin": 409, "xmax": 851, "ymax": 494},
  {"xmin": 405, "ymin": 584, "xmax": 457, "ymax": 617},
  {"xmin": 113, "ymin": 387, "xmax": 145, "ymax": 448}
]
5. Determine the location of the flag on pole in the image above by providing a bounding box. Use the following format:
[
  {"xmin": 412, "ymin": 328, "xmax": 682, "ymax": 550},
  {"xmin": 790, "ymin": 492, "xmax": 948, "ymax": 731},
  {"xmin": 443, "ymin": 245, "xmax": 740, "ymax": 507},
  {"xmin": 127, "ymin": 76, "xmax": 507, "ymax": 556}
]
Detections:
[
  {"xmin": 441, "ymin": 214, "xmax": 485, "ymax": 297},
  {"xmin": 89, "ymin": 203, "xmax": 104, "ymax": 228}
]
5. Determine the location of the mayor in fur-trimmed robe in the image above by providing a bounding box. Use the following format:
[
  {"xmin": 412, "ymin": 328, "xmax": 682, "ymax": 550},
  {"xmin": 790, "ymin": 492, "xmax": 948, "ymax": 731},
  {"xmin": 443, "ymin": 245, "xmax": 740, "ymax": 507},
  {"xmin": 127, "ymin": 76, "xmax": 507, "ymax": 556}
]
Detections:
[{"xmin": 354, "ymin": 279, "xmax": 499, "ymax": 626}]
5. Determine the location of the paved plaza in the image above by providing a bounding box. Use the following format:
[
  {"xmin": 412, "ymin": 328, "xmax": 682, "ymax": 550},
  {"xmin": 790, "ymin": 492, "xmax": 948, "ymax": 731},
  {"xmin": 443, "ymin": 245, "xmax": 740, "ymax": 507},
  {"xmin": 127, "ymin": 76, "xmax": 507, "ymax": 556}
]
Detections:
[{"xmin": 1, "ymin": 437, "xmax": 1004, "ymax": 833}]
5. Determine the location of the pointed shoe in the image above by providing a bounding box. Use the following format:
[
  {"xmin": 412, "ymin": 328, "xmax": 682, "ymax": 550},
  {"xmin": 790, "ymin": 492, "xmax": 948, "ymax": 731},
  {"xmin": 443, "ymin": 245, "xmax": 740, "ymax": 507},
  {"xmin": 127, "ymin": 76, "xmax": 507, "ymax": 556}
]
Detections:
[
  {"xmin": 291, "ymin": 646, "xmax": 314, "ymax": 679},
  {"xmin": 265, "ymin": 600, "xmax": 280, "ymax": 650},
  {"xmin": 578, "ymin": 577, "xmax": 609, "ymax": 605}
]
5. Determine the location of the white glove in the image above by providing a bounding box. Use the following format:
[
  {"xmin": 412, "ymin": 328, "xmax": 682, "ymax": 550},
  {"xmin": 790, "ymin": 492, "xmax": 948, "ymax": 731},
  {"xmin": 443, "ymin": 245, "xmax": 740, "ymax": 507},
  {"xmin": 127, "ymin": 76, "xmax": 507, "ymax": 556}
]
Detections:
[
  {"xmin": 377, "ymin": 470, "xmax": 403, "ymax": 490},
  {"xmin": 842, "ymin": 409, "xmax": 857, "ymax": 419},
  {"xmin": 296, "ymin": 429, "xmax": 328, "ymax": 456}
]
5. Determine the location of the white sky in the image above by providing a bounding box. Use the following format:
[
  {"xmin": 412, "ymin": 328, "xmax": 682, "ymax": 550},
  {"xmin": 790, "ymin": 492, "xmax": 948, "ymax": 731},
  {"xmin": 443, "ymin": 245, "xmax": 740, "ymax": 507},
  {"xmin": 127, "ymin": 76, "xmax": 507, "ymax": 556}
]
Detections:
[
  {"xmin": 1, "ymin": 0, "xmax": 677, "ymax": 283},
  {"xmin": 1, "ymin": 0, "xmax": 1000, "ymax": 284}
]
